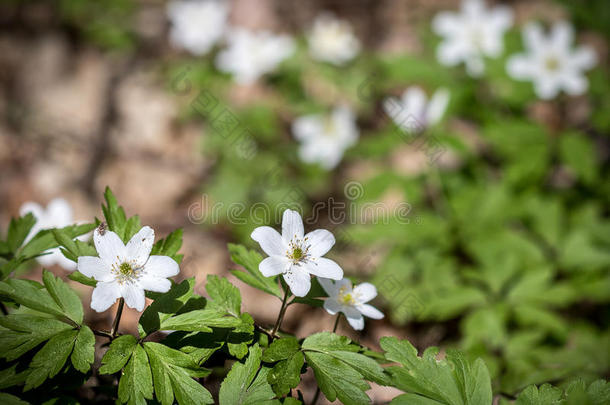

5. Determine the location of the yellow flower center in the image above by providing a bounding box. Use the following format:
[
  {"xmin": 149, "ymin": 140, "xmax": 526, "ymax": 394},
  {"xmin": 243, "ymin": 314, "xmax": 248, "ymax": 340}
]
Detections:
[
  {"xmin": 119, "ymin": 262, "xmax": 134, "ymax": 276},
  {"xmin": 291, "ymin": 247, "xmax": 303, "ymax": 260},
  {"xmin": 338, "ymin": 286, "xmax": 356, "ymax": 305},
  {"xmin": 545, "ymin": 57, "xmax": 559, "ymax": 71}
]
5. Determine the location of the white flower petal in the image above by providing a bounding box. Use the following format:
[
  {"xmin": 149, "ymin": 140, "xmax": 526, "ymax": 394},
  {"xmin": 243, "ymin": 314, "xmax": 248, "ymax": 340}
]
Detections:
[
  {"xmin": 78, "ymin": 256, "xmax": 113, "ymax": 282},
  {"xmin": 251, "ymin": 226, "xmax": 286, "ymax": 256},
  {"xmin": 561, "ymin": 72, "xmax": 588, "ymax": 96},
  {"xmin": 305, "ymin": 257, "xmax": 343, "ymax": 280},
  {"xmin": 570, "ymin": 46, "xmax": 597, "ymax": 70},
  {"xmin": 144, "ymin": 256, "xmax": 180, "ymax": 278},
  {"xmin": 342, "ymin": 306, "xmax": 365, "ymax": 330},
  {"xmin": 534, "ymin": 76, "xmax": 560, "ymax": 100},
  {"xmin": 282, "ymin": 209, "xmax": 304, "ymax": 242},
  {"xmin": 432, "ymin": 12, "xmax": 460, "ymax": 36},
  {"xmin": 283, "ymin": 266, "xmax": 311, "ymax": 297},
  {"xmin": 437, "ymin": 39, "xmax": 467, "ymax": 66},
  {"xmin": 522, "ymin": 22, "xmax": 546, "ymax": 52},
  {"xmin": 317, "ymin": 277, "xmax": 338, "ymax": 297},
  {"xmin": 358, "ymin": 303, "xmax": 384, "ymax": 319},
  {"xmin": 47, "ymin": 198, "xmax": 73, "ymax": 226},
  {"xmin": 305, "ymin": 229, "xmax": 335, "ymax": 257},
  {"xmin": 323, "ymin": 298, "xmax": 341, "ymax": 315},
  {"xmin": 353, "ymin": 282, "xmax": 378, "ymax": 303},
  {"xmin": 19, "ymin": 201, "xmax": 44, "ymax": 219},
  {"xmin": 139, "ymin": 275, "xmax": 172, "ymax": 293},
  {"xmin": 126, "ymin": 226, "xmax": 155, "ymax": 267},
  {"xmin": 90, "ymin": 281, "xmax": 122, "ymax": 312},
  {"xmin": 426, "ymin": 88, "xmax": 450, "ymax": 126},
  {"xmin": 94, "ymin": 229, "xmax": 126, "ymax": 266},
  {"xmin": 259, "ymin": 256, "xmax": 289, "ymax": 277},
  {"xmin": 551, "ymin": 21, "xmax": 574, "ymax": 51},
  {"xmin": 506, "ymin": 55, "xmax": 535, "ymax": 80},
  {"xmin": 122, "ymin": 284, "xmax": 146, "ymax": 312}
]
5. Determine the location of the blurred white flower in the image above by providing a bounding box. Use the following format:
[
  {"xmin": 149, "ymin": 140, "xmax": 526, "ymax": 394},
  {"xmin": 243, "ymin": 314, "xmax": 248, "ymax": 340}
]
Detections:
[
  {"xmin": 78, "ymin": 226, "xmax": 179, "ymax": 312},
  {"xmin": 20, "ymin": 198, "xmax": 81, "ymax": 270},
  {"xmin": 506, "ymin": 21, "xmax": 597, "ymax": 99},
  {"xmin": 292, "ymin": 105, "xmax": 359, "ymax": 170},
  {"xmin": 167, "ymin": 0, "xmax": 229, "ymax": 56},
  {"xmin": 251, "ymin": 209, "xmax": 343, "ymax": 297},
  {"xmin": 432, "ymin": 0, "xmax": 513, "ymax": 77},
  {"xmin": 383, "ymin": 86, "xmax": 449, "ymax": 134},
  {"xmin": 308, "ymin": 13, "xmax": 360, "ymax": 65},
  {"xmin": 215, "ymin": 28, "xmax": 294, "ymax": 85},
  {"xmin": 318, "ymin": 277, "xmax": 383, "ymax": 330}
]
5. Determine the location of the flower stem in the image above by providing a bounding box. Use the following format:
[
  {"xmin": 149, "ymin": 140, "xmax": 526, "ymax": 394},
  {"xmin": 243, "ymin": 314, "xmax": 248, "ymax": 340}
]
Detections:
[
  {"xmin": 271, "ymin": 283, "xmax": 290, "ymax": 339},
  {"xmin": 110, "ymin": 298, "xmax": 124, "ymax": 339},
  {"xmin": 332, "ymin": 313, "xmax": 341, "ymax": 333}
]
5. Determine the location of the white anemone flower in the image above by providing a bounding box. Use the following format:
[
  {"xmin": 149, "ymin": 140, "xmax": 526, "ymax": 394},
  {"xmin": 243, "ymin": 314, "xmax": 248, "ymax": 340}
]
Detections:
[
  {"xmin": 383, "ymin": 86, "xmax": 450, "ymax": 134},
  {"xmin": 215, "ymin": 28, "xmax": 295, "ymax": 85},
  {"xmin": 78, "ymin": 226, "xmax": 179, "ymax": 312},
  {"xmin": 167, "ymin": 0, "xmax": 228, "ymax": 56},
  {"xmin": 292, "ymin": 105, "xmax": 359, "ymax": 170},
  {"xmin": 20, "ymin": 198, "xmax": 81, "ymax": 270},
  {"xmin": 506, "ymin": 21, "xmax": 597, "ymax": 99},
  {"xmin": 318, "ymin": 278, "xmax": 384, "ymax": 330},
  {"xmin": 251, "ymin": 209, "xmax": 343, "ymax": 297},
  {"xmin": 308, "ymin": 13, "xmax": 360, "ymax": 66},
  {"xmin": 432, "ymin": 0, "xmax": 513, "ymax": 77}
]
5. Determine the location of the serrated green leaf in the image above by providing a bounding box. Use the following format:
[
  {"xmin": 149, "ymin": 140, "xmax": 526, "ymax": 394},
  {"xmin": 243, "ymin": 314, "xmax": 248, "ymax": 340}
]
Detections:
[
  {"xmin": 0, "ymin": 393, "xmax": 29, "ymax": 405},
  {"xmin": 20, "ymin": 222, "xmax": 95, "ymax": 260},
  {"xmin": 144, "ymin": 342, "xmax": 212, "ymax": 405},
  {"xmin": 206, "ymin": 275, "xmax": 241, "ymax": 316},
  {"xmin": 99, "ymin": 335, "xmax": 139, "ymax": 375},
  {"xmin": 305, "ymin": 351, "xmax": 371, "ymax": 405},
  {"xmin": 7, "ymin": 214, "xmax": 36, "ymax": 252},
  {"xmin": 267, "ymin": 351, "xmax": 304, "ymax": 396},
  {"xmin": 42, "ymin": 270, "xmax": 83, "ymax": 324},
  {"xmin": 0, "ymin": 315, "xmax": 73, "ymax": 361},
  {"xmin": 228, "ymin": 244, "xmax": 282, "ymax": 298},
  {"xmin": 160, "ymin": 309, "xmax": 243, "ymax": 332},
  {"xmin": 118, "ymin": 344, "xmax": 153, "ymax": 405},
  {"xmin": 67, "ymin": 270, "xmax": 97, "ymax": 287},
  {"xmin": 150, "ymin": 229, "xmax": 183, "ymax": 263},
  {"xmin": 262, "ymin": 337, "xmax": 300, "ymax": 362},
  {"xmin": 0, "ymin": 279, "xmax": 64, "ymax": 319},
  {"xmin": 70, "ymin": 326, "xmax": 95, "ymax": 373},
  {"xmin": 24, "ymin": 329, "xmax": 78, "ymax": 391},
  {"xmin": 219, "ymin": 344, "xmax": 277, "ymax": 405}
]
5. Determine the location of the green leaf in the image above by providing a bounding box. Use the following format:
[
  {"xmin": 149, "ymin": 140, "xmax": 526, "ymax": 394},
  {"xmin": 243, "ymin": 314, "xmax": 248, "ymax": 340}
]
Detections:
[
  {"xmin": 381, "ymin": 337, "xmax": 492, "ymax": 405},
  {"xmin": 42, "ymin": 270, "xmax": 84, "ymax": 324},
  {"xmin": 559, "ymin": 132, "xmax": 598, "ymax": 184},
  {"xmin": 0, "ymin": 315, "xmax": 73, "ymax": 361},
  {"xmin": 267, "ymin": 351, "xmax": 304, "ymax": 397},
  {"xmin": 206, "ymin": 275, "xmax": 241, "ymax": 316},
  {"xmin": 229, "ymin": 243, "xmax": 282, "ymax": 298},
  {"xmin": 7, "ymin": 214, "xmax": 36, "ymax": 252},
  {"xmin": 21, "ymin": 222, "xmax": 96, "ymax": 260},
  {"xmin": 118, "ymin": 344, "xmax": 153, "ymax": 405},
  {"xmin": 24, "ymin": 329, "xmax": 78, "ymax": 390},
  {"xmin": 0, "ymin": 393, "xmax": 29, "ymax": 405},
  {"xmin": 67, "ymin": 271, "xmax": 97, "ymax": 287},
  {"xmin": 160, "ymin": 309, "xmax": 243, "ymax": 332},
  {"xmin": 99, "ymin": 335, "xmax": 139, "ymax": 375},
  {"xmin": 304, "ymin": 351, "xmax": 371, "ymax": 405},
  {"xmin": 0, "ymin": 279, "xmax": 65, "ymax": 320},
  {"xmin": 144, "ymin": 342, "xmax": 213, "ymax": 405},
  {"xmin": 219, "ymin": 344, "xmax": 278, "ymax": 405},
  {"xmin": 150, "ymin": 229, "xmax": 184, "ymax": 264},
  {"xmin": 71, "ymin": 326, "xmax": 95, "ymax": 373},
  {"xmin": 262, "ymin": 337, "xmax": 300, "ymax": 362},
  {"xmin": 139, "ymin": 278, "xmax": 199, "ymax": 337},
  {"xmin": 101, "ymin": 187, "xmax": 142, "ymax": 243}
]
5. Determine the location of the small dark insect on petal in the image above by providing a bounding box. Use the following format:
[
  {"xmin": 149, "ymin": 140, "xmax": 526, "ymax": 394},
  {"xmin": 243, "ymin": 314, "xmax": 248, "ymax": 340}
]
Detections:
[{"xmin": 97, "ymin": 221, "xmax": 107, "ymax": 235}]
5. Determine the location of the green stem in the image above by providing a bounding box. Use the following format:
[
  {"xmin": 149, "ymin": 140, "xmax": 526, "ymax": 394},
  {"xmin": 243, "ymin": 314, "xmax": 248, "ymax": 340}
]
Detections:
[
  {"xmin": 332, "ymin": 313, "xmax": 341, "ymax": 333},
  {"xmin": 110, "ymin": 298, "xmax": 124, "ymax": 339},
  {"xmin": 271, "ymin": 283, "xmax": 290, "ymax": 339}
]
